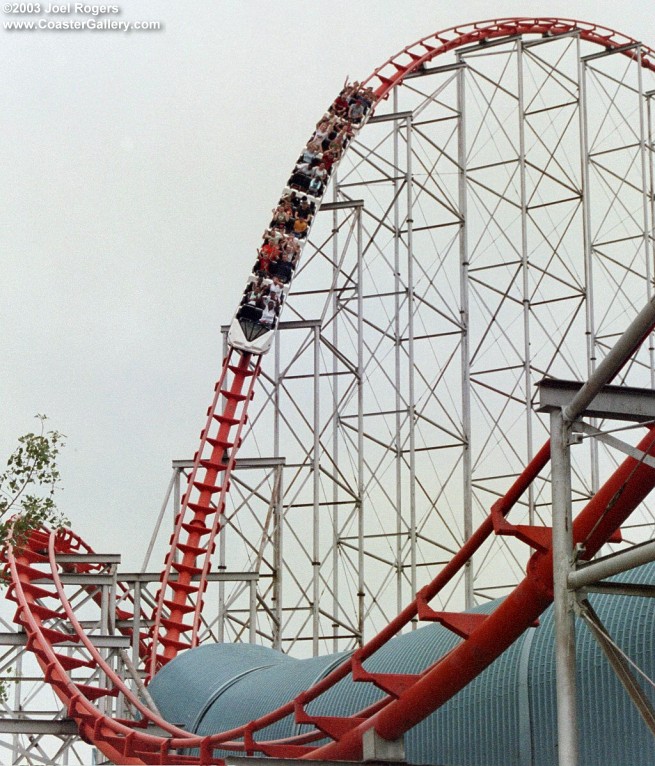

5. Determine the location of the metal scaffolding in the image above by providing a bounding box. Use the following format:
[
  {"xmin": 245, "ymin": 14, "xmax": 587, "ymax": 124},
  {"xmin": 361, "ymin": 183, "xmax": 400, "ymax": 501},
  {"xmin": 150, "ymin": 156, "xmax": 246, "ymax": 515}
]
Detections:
[{"xmin": 199, "ymin": 30, "xmax": 655, "ymax": 657}]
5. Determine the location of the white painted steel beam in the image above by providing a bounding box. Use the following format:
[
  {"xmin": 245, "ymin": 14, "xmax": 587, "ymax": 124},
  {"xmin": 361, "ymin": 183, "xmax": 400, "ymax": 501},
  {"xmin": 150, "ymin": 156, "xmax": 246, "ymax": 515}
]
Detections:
[
  {"xmin": 569, "ymin": 540, "xmax": 655, "ymax": 589},
  {"xmin": 538, "ymin": 378, "xmax": 655, "ymax": 422}
]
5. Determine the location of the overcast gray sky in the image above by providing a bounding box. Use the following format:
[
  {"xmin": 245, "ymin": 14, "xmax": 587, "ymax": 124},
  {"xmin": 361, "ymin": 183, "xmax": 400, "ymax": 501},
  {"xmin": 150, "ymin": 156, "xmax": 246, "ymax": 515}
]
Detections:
[{"xmin": 2, "ymin": 1, "xmax": 654, "ymax": 568}]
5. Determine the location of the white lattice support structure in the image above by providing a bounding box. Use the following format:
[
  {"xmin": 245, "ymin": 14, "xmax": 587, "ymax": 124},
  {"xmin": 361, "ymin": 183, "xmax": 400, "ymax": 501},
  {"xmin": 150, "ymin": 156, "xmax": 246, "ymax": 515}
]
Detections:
[{"xmin": 197, "ymin": 30, "xmax": 655, "ymax": 657}]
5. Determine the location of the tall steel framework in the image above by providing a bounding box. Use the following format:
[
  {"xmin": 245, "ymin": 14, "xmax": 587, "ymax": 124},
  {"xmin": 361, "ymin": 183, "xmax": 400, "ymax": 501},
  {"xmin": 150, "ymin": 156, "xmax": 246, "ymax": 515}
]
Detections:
[
  {"xmin": 206, "ymin": 21, "xmax": 655, "ymax": 656},
  {"xmin": 4, "ymin": 17, "xmax": 655, "ymax": 766}
]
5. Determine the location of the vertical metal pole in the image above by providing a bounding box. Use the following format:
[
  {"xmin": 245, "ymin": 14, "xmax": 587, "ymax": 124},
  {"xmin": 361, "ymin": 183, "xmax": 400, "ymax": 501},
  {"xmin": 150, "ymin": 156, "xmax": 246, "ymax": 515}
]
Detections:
[
  {"xmin": 217, "ymin": 487, "xmax": 226, "ymax": 644},
  {"xmin": 312, "ymin": 323, "xmax": 321, "ymax": 655},
  {"xmin": 273, "ymin": 323, "xmax": 282, "ymax": 650},
  {"xmin": 393, "ymin": 87, "xmax": 404, "ymax": 615},
  {"xmin": 100, "ymin": 580, "xmax": 109, "ymax": 632},
  {"xmin": 273, "ymin": 463, "xmax": 283, "ymax": 651},
  {"xmin": 331, "ymin": 172, "xmax": 340, "ymax": 652},
  {"xmin": 249, "ymin": 579, "xmax": 257, "ymax": 644},
  {"xmin": 274, "ymin": 321, "xmax": 281, "ymax": 458},
  {"xmin": 62, "ymin": 730, "xmax": 70, "ymax": 765},
  {"xmin": 99, "ymin": 582, "xmax": 109, "ymax": 717},
  {"xmin": 222, "ymin": 327, "xmax": 228, "ymax": 364},
  {"xmin": 551, "ymin": 409, "xmax": 578, "ymax": 766},
  {"xmin": 109, "ymin": 567, "xmax": 118, "ymax": 720},
  {"xmin": 11, "ymin": 649, "xmax": 22, "ymax": 764},
  {"xmin": 132, "ymin": 581, "xmax": 142, "ymax": 667},
  {"xmin": 357, "ymin": 206, "xmax": 366, "ymax": 645},
  {"xmin": 647, "ymin": 91, "xmax": 655, "ymax": 389},
  {"xmin": 173, "ymin": 466, "xmax": 181, "ymax": 565},
  {"xmin": 405, "ymin": 115, "xmax": 417, "ymax": 616},
  {"xmin": 517, "ymin": 42, "xmax": 535, "ymax": 524},
  {"xmin": 457, "ymin": 59, "xmax": 474, "ymax": 609},
  {"xmin": 636, "ymin": 49, "xmax": 655, "ymax": 389},
  {"xmin": 578, "ymin": 44, "xmax": 600, "ymax": 493},
  {"xmin": 218, "ymin": 339, "xmax": 229, "ymax": 641},
  {"xmin": 109, "ymin": 567, "xmax": 119, "ymax": 721},
  {"xmin": 220, "ymin": 318, "xmax": 230, "ymax": 636},
  {"xmin": 109, "ymin": 567, "xmax": 117, "ymax": 635},
  {"xmin": 218, "ymin": 334, "xmax": 229, "ymax": 639},
  {"xmin": 216, "ymin": 525, "xmax": 227, "ymax": 644},
  {"xmin": 219, "ymin": 331, "xmax": 229, "ymax": 638}
]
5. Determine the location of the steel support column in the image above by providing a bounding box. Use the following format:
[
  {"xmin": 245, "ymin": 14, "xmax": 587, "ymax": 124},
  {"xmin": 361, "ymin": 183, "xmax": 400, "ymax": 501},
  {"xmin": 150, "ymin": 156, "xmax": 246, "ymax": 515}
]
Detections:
[
  {"xmin": 637, "ymin": 47, "xmax": 654, "ymax": 389},
  {"xmin": 404, "ymin": 113, "xmax": 418, "ymax": 614},
  {"xmin": 393, "ymin": 87, "xmax": 404, "ymax": 617},
  {"xmin": 579, "ymin": 42, "xmax": 600, "ymax": 494},
  {"xmin": 457, "ymin": 58, "xmax": 474, "ymax": 609},
  {"xmin": 551, "ymin": 294, "xmax": 655, "ymax": 766},
  {"xmin": 331, "ymin": 173, "xmax": 340, "ymax": 654},
  {"xmin": 357, "ymin": 205, "xmax": 365, "ymax": 645},
  {"xmin": 551, "ymin": 408, "xmax": 578, "ymax": 766},
  {"xmin": 517, "ymin": 41, "xmax": 535, "ymax": 524},
  {"xmin": 312, "ymin": 323, "xmax": 321, "ymax": 655},
  {"xmin": 647, "ymin": 89, "xmax": 655, "ymax": 388},
  {"xmin": 273, "ymin": 462, "xmax": 283, "ymax": 651}
]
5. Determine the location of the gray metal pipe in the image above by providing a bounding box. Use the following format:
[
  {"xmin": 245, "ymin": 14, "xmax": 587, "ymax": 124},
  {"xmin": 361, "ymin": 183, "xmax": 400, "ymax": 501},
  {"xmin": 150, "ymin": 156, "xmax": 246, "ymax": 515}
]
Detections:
[
  {"xmin": 551, "ymin": 410, "xmax": 579, "ymax": 766},
  {"xmin": 569, "ymin": 539, "xmax": 655, "ymax": 590},
  {"xmin": 562, "ymin": 296, "xmax": 655, "ymax": 423}
]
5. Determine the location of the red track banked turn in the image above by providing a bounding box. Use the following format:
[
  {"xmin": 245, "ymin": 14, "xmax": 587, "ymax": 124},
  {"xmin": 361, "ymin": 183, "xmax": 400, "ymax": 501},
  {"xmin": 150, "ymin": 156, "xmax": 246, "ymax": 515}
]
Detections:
[{"xmin": 5, "ymin": 18, "xmax": 655, "ymax": 766}]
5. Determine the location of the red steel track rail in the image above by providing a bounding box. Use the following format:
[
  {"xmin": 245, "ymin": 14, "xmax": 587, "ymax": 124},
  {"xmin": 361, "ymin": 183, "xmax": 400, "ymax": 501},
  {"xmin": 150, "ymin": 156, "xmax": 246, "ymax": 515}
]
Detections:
[
  {"xmin": 6, "ymin": 428, "xmax": 655, "ymax": 763},
  {"xmin": 4, "ymin": 527, "xmax": 221, "ymax": 764},
  {"xmin": 5, "ymin": 17, "xmax": 655, "ymax": 765},
  {"xmin": 147, "ymin": 349, "xmax": 261, "ymax": 678},
  {"xmin": 361, "ymin": 17, "xmax": 655, "ymax": 100}
]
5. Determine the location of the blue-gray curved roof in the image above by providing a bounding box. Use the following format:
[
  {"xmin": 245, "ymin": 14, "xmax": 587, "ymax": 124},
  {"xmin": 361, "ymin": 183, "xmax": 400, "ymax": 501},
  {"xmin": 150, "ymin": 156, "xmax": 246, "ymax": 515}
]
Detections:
[{"xmin": 149, "ymin": 563, "xmax": 655, "ymax": 765}]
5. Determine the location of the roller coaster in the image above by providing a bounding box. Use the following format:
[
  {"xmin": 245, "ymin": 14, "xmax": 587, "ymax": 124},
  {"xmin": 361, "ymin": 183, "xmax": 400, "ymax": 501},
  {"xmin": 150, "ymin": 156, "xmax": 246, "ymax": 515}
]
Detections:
[{"xmin": 4, "ymin": 17, "xmax": 655, "ymax": 766}]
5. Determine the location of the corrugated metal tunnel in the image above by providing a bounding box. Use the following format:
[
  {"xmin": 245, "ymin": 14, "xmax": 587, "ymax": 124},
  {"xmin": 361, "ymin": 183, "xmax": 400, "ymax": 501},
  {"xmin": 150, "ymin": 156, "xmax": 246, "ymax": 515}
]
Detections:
[{"xmin": 149, "ymin": 564, "xmax": 655, "ymax": 766}]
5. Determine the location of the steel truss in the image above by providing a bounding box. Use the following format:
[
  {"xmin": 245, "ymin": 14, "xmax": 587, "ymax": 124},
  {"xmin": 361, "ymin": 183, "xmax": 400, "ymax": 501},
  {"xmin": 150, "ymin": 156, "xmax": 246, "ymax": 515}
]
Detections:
[
  {"xmin": 0, "ymin": 551, "xmax": 261, "ymax": 764},
  {"xmin": 187, "ymin": 30, "xmax": 655, "ymax": 657},
  {"xmin": 0, "ymin": 553, "xmax": 123, "ymax": 765}
]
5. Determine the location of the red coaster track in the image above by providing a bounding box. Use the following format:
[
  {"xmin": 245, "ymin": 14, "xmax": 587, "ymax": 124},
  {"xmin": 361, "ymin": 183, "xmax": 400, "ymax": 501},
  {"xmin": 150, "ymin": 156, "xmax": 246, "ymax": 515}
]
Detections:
[{"xmin": 5, "ymin": 18, "xmax": 655, "ymax": 766}]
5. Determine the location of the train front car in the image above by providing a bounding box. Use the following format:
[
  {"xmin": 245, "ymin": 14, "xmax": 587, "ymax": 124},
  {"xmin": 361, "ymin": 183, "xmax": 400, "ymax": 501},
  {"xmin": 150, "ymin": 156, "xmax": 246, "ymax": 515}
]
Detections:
[{"xmin": 227, "ymin": 82, "xmax": 376, "ymax": 355}]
